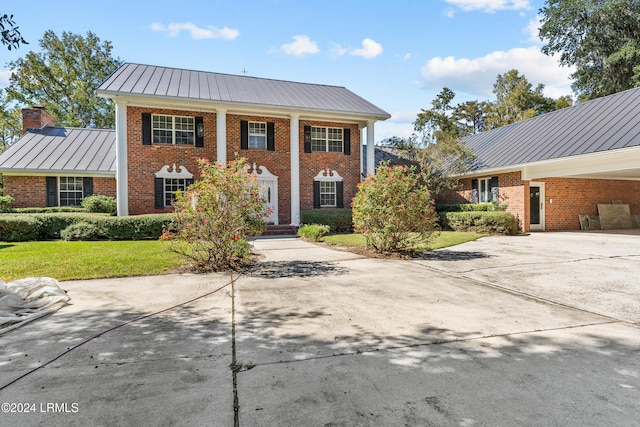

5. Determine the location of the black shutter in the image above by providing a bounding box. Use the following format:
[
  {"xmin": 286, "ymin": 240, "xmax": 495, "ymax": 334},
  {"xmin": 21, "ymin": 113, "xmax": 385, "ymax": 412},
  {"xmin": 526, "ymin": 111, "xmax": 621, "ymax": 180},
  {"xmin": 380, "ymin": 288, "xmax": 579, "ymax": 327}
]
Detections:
[
  {"xmin": 195, "ymin": 116, "xmax": 204, "ymax": 147},
  {"xmin": 142, "ymin": 113, "xmax": 152, "ymax": 145},
  {"xmin": 46, "ymin": 176, "xmax": 57, "ymax": 207},
  {"xmin": 82, "ymin": 177, "xmax": 93, "ymax": 198},
  {"xmin": 267, "ymin": 122, "xmax": 275, "ymax": 151},
  {"xmin": 343, "ymin": 128, "xmax": 351, "ymax": 155},
  {"xmin": 154, "ymin": 178, "xmax": 164, "ymax": 209},
  {"xmin": 490, "ymin": 176, "xmax": 499, "ymax": 202},
  {"xmin": 471, "ymin": 179, "xmax": 478, "ymax": 203},
  {"xmin": 240, "ymin": 120, "xmax": 248, "ymax": 150},
  {"xmin": 336, "ymin": 181, "xmax": 344, "ymax": 208},
  {"xmin": 313, "ymin": 181, "xmax": 321, "ymax": 208},
  {"xmin": 304, "ymin": 125, "xmax": 312, "ymax": 153},
  {"xmin": 186, "ymin": 178, "xmax": 194, "ymax": 187}
]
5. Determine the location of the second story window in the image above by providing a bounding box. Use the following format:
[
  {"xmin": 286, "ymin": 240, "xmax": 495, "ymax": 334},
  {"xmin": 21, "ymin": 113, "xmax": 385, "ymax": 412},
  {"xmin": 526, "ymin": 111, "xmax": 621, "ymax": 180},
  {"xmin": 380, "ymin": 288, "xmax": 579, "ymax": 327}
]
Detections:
[
  {"xmin": 152, "ymin": 115, "xmax": 195, "ymax": 145},
  {"xmin": 249, "ymin": 122, "xmax": 267, "ymax": 149},
  {"xmin": 311, "ymin": 126, "xmax": 343, "ymax": 152}
]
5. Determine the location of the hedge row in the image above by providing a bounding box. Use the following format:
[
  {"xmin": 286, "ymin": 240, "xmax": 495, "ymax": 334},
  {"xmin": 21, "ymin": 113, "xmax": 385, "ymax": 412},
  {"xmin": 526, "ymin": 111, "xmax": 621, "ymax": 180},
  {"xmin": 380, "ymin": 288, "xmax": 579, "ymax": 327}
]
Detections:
[
  {"xmin": 0, "ymin": 213, "xmax": 175, "ymax": 242},
  {"xmin": 436, "ymin": 203, "xmax": 506, "ymax": 213},
  {"xmin": 300, "ymin": 209, "xmax": 353, "ymax": 233},
  {"xmin": 439, "ymin": 211, "xmax": 518, "ymax": 235}
]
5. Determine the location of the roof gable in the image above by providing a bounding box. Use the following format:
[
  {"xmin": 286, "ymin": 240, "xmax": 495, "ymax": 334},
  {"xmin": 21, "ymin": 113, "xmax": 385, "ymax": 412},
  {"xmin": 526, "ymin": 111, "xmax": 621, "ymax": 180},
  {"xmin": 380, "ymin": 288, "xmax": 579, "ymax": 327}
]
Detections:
[
  {"xmin": 0, "ymin": 126, "xmax": 116, "ymax": 175},
  {"xmin": 98, "ymin": 63, "xmax": 390, "ymax": 120},
  {"xmin": 464, "ymin": 87, "xmax": 640, "ymax": 171}
]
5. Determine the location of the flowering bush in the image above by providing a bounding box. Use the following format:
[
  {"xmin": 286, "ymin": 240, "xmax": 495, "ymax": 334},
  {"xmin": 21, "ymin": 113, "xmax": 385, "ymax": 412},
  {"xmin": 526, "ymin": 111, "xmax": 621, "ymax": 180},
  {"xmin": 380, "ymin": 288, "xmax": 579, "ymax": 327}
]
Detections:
[
  {"xmin": 164, "ymin": 158, "xmax": 269, "ymax": 271},
  {"xmin": 351, "ymin": 163, "xmax": 439, "ymax": 254}
]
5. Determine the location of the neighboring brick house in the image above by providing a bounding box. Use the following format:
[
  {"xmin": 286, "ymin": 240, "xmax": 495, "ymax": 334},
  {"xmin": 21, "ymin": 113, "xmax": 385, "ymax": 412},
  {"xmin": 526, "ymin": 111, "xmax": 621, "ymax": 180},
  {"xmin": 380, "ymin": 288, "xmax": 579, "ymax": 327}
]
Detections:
[
  {"xmin": 0, "ymin": 107, "xmax": 117, "ymax": 208},
  {"xmin": 0, "ymin": 64, "xmax": 390, "ymax": 224},
  {"xmin": 445, "ymin": 87, "xmax": 640, "ymax": 231}
]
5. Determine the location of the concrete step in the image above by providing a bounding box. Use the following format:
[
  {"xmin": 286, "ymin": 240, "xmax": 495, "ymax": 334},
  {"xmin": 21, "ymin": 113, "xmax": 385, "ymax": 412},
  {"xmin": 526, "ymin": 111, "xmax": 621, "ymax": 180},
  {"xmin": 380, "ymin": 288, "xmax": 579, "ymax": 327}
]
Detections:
[{"xmin": 262, "ymin": 225, "xmax": 298, "ymax": 236}]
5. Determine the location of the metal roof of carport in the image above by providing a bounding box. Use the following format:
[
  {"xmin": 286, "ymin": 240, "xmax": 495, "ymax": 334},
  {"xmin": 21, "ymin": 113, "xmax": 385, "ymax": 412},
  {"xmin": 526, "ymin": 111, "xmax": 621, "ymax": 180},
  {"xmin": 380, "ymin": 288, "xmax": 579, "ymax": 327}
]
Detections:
[
  {"xmin": 462, "ymin": 86, "xmax": 640, "ymax": 175},
  {"xmin": 0, "ymin": 126, "xmax": 116, "ymax": 175},
  {"xmin": 97, "ymin": 63, "xmax": 391, "ymax": 120}
]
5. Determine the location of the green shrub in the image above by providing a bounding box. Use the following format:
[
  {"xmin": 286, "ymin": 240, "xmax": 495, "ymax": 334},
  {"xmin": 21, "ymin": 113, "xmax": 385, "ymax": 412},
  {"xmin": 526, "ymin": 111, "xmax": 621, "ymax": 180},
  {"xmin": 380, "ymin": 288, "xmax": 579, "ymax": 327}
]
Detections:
[
  {"xmin": 0, "ymin": 213, "xmax": 174, "ymax": 242},
  {"xmin": 300, "ymin": 209, "xmax": 353, "ymax": 233},
  {"xmin": 298, "ymin": 224, "xmax": 330, "ymax": 242},
  {"xmin": 352, "ymin": 163, "xmax": 439, "ymax": 253},
  {"xmin": 82, "ymin": 195, "xmax": 117, "ymax": 215},
  {"xmin": 61, "ymin": 222, "xmax": 105, "ymax": 241},
  {"xmin": 436, "ymin": 202, "xmax": 507, "ymax": 213},
  {"xmin": 0, "ymin": 195, "xmax": 14, "ymax": 212},
  {"xmin": 12, "ymin": 207, "xmax": 85, "ymax": 213},
  {"xmin": 440, "ymin": 211, "xmax": 518, "ymax": 235},
  {"xmin": 0, "ymin": 215, "xmax": 40, "ymax": 241}
]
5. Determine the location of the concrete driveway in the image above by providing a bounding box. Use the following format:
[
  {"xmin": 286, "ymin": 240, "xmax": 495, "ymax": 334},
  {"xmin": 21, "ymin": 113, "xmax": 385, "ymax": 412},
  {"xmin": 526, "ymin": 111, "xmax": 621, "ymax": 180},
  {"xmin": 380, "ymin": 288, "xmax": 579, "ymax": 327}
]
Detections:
[{"xmin": 1, "ymin": 232, "xmax": 639, "ymax": 426}]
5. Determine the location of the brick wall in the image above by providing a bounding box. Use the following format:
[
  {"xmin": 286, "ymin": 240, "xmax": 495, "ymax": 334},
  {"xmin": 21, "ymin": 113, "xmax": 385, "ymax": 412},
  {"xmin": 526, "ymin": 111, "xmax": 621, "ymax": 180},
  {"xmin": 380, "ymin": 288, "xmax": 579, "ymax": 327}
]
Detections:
[
  {"xmin": 452, "ymin": 173, "xmax": 640, "ymax": 231},
  {"xmin": 3, "ymin": 176, "xmax": 47, "ymax": 207},
  {"xmin": 126, "ymin": 106, "xmax": 218, "ymax": 215},
  {"xmin": 3, "ymin": 176, "xmax": 116, "ymax": 208},
  {"xmin": 125, "ymin": 107, "xmax": 362, "ymax": 223},
  {"xmin": 299, "ymin": 120, "xmax": 361, "ymax": 213}
]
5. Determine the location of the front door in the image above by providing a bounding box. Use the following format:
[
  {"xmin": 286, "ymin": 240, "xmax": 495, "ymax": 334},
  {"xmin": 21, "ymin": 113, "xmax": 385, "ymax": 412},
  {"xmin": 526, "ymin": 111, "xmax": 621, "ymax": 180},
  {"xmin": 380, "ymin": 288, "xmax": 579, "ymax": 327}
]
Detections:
[
  {"xmin": 257, "ymin": 178, "xmax": 278, "ymax": 224},
  {"xmin": 529, "ymin": 182, "xmax": 545, "ymax": 231}
]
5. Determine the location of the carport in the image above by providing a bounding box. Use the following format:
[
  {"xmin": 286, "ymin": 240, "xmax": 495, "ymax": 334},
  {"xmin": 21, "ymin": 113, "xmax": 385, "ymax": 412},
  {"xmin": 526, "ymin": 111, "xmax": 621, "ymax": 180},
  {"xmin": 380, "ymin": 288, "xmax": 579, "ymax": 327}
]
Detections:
[{"xmin": 453, "ymin": 86, "xmax": 640, "ymax": 231}]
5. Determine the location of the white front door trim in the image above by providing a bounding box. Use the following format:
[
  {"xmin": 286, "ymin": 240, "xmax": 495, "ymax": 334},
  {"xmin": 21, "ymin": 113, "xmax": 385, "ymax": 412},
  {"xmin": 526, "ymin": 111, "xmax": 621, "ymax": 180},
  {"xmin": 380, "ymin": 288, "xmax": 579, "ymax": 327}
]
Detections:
[
  {"xmin": 529, "ymin": 181, "xmax": 545, "ymax": 231},
  {"xmin": 250, "ymin": 163, "xmax": 279, "ymax": 225}
]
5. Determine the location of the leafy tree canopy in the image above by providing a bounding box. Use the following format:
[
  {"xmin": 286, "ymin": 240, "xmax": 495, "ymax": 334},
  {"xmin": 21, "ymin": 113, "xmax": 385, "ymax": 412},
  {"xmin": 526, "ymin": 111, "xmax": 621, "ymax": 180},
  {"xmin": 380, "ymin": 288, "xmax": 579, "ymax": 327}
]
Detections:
[
  {"xmin": 0, "ymin": 14, "xmax": 27, "ymax": 50},
  {"xmin": 6, "ymin": 30, "xmax": 123, "ymax": 128},
  {"xmin": 539, "ymin": 0, "xmax": 640, "ymax": 100}
]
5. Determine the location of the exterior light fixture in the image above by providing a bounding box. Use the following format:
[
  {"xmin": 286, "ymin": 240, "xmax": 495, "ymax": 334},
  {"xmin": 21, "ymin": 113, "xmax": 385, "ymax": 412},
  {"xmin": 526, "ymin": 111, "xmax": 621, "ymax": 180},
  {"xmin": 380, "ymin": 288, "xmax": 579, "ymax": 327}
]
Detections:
[{"xmin": 196, "ymin": 122, "xmax": 204, "ymax": 138}]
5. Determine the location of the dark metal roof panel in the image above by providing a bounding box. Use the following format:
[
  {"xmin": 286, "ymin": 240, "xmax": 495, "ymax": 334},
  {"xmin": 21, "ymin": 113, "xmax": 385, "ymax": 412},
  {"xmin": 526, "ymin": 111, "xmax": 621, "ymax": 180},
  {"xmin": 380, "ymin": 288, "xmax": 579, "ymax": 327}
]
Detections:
[
  {"xmin": 98, "ymin": 63, "xmax": 390, "ymax": 119},
  {"xmin": 463, "ymin": 87, "xmax": 640, "ymax": 170},
  {"xmin": 0, "ymin": 127, "xmax": 116, "ymax": 174}
]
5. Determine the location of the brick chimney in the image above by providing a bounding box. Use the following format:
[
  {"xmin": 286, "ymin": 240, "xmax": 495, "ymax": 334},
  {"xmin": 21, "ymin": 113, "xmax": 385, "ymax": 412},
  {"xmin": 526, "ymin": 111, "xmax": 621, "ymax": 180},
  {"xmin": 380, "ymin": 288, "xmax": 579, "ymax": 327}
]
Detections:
[{"xmin": 22, "ymin": 106, "xmax": 56, "ymax": 134}]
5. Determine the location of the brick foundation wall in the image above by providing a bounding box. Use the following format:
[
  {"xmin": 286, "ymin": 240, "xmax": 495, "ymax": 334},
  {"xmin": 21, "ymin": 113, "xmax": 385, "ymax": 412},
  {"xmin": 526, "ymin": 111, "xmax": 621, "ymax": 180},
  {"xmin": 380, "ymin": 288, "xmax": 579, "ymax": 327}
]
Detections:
[{"xmin": 452, "ymin": 173, "xmax": 640, "ymax": 231}]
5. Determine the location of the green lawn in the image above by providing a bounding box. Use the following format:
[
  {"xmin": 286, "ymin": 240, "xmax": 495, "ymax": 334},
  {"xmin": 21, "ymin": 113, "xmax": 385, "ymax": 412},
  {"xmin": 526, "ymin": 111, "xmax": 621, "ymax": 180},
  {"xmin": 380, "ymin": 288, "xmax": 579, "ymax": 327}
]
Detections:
[
  {"xmin": 322, "ymin": 231, "xmax": 484, "ymax": 251},
  {"xmin": 0, "ymin": 240, "xmax": 186, "ymax": 282}
]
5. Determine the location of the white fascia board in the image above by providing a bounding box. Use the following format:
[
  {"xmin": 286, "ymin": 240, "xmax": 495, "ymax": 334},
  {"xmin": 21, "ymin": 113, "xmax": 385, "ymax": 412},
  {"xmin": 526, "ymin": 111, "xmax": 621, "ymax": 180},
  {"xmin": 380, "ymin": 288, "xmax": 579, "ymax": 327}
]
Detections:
[
  {"xmin": 456, "ymin": 146, "xmax": 640, "ymax": 180},
  {"xmin": 98, "ymin": 92, "xmax": 387, "ymax": 125},
  {"xmin": 0, "ymin": 170, "xmax": 116, "ymax": 177}
]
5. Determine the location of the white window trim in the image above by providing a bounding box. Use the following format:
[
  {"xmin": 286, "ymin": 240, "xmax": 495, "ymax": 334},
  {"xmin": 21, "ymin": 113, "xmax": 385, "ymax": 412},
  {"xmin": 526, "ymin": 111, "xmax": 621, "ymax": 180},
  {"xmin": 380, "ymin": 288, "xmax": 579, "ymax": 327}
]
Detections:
[
  {"xmin": 319, "ymin": 181, "xmax": 336, "ymax": 207},
  {"xmin": 314, "ymin": 169, "xmax": 343, "ymax": 208},
  {"xmin": 479, "ymin": 177, "xmax": 492, "ymax": 204},
  {"xmin": 155, "ymin": 165, "xmax": 194, "ymax": 207},
  {"xmin": 59, "ymin": 176, "xmax": 84, "ymax": 207},
  {"xmin": 311, "ymin": 126, "xmax": 343, "ymax": 152},
  {"xmin": 248, "ymin": 121, "xmax": 267, "ymax": 149},
  {"xmin": 152, "ymin": 114, "xmax": 195, "ymax": 145}
]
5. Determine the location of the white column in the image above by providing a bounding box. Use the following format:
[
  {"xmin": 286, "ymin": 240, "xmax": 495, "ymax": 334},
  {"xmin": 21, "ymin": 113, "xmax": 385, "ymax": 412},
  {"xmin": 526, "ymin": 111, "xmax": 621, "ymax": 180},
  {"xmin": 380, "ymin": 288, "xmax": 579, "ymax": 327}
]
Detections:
[
  {"xmin": 290, "ymin": 114, "xmax": 300, "ymax": 226},
  {"xmin": 216, "ymin": 108, "xmax": 227, "ymax": 164},
  {"xmin": 366, "ymin": 120, "xmax": 376, "ymax": 175},
  {"xmin": 115, "ymin": 100, "xmax": 128, "ymax": 216}
]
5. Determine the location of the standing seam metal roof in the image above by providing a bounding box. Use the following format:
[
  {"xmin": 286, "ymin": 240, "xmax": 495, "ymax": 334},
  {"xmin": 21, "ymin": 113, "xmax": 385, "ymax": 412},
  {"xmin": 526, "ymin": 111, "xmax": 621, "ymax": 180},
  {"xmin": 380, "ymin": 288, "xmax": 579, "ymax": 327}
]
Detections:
[
  {"xmin": 463, "ymin": 86, "xmax": 640, "ymax": 171},
  {"xmin": 0, "ymin": 127, "xmax": 116, "ymax": 174},
  {"xmin": 98, "ymin": 63, "xmax": 391, "ymax": 119}
]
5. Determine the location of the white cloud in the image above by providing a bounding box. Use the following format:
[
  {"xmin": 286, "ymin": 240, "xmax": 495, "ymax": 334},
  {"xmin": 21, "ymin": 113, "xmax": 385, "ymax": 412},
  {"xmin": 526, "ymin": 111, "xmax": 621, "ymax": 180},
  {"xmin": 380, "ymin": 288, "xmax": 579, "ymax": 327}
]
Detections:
[
  {"xmin": 150, "ymin": 22, "xmax": 239, "ymax": 40},
  {"xmin": 396, "ymin": 53, "xmax": 412, "ymax": 61},
  {"xmin": 350, "ymin": 38, "xmax": 383, "ymax": 59},
  {"xmin": 445, "ymin": 0, "xmax": 531, "ymax": 13},
  {"xmin": 0, "ymin": 69, "xmax": 13, "ymax": 86},
  {"xmin": 443, "ymin": 7, "xmax": 456, "ymax": 18},
  {"xmin": 525, "ymin": 15, "xmax": 543, "ymax": 44},
  {"xmin": 275, "ymin": 35, "xmax": 319, "ymax": 57},
  {"xmin": 330, "ymin": 43, "xmax": 348, "ymax": 57},
  {"xmin": 421, "ymin": 46, "xmax": 574, "ymax": 99}
]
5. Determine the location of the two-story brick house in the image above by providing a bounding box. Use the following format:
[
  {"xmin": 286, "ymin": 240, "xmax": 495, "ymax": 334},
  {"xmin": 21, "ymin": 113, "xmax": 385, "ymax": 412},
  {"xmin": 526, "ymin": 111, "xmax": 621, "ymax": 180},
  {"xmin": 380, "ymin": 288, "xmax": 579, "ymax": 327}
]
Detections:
[{"xmin": 0, "ymin": 63, "xmax": 390, "ymax": 225}]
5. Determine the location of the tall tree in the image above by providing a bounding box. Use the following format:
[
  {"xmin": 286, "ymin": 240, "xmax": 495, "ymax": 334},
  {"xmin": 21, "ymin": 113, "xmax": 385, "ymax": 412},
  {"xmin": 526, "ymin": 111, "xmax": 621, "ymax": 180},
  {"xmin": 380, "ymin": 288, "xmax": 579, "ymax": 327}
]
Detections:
[
  {"xmin": 539, "ymin": 0, "xmax": 640, "ymax": 100},
  {"xmin": 6, "ymin": 30, "xmax": 123, "ymax": 128},
  {"xmin": 485, "ymin": 69, "xmax": 556, "ymax": 128},
  {"xmin": 414, "ymin": 87, "xmax": 461, "ymax": 143},
  {"xmin": 0, "ymin": 13, "xmax": 27, "ymax": 50},
  {"xmin": 452, "ymin": 100, "xmax": 491, "ymax": 135},
  {"xmin": 0, "ymin": 90, "xmax": 21, "ymax": 151}
]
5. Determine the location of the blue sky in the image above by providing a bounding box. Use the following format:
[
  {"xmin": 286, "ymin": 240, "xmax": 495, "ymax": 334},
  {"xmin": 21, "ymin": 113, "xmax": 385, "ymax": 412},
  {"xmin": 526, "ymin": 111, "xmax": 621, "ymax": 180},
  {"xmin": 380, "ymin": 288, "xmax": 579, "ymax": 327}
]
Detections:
[{"xmin": 1, "ymin": 0, "xmax": 574, "ymax": 140}]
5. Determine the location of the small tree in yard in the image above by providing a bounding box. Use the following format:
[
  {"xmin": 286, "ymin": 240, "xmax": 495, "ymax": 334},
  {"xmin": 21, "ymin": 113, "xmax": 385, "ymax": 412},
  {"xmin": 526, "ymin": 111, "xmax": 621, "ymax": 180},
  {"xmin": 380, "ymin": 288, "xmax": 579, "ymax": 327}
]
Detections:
[
  {"xmin": 163, "ymin": 158, "xmax": 269, "ymax": 271},
  {"xmin": 352, "ymin": 163, "xmax": 439, "ymax": 254}
]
